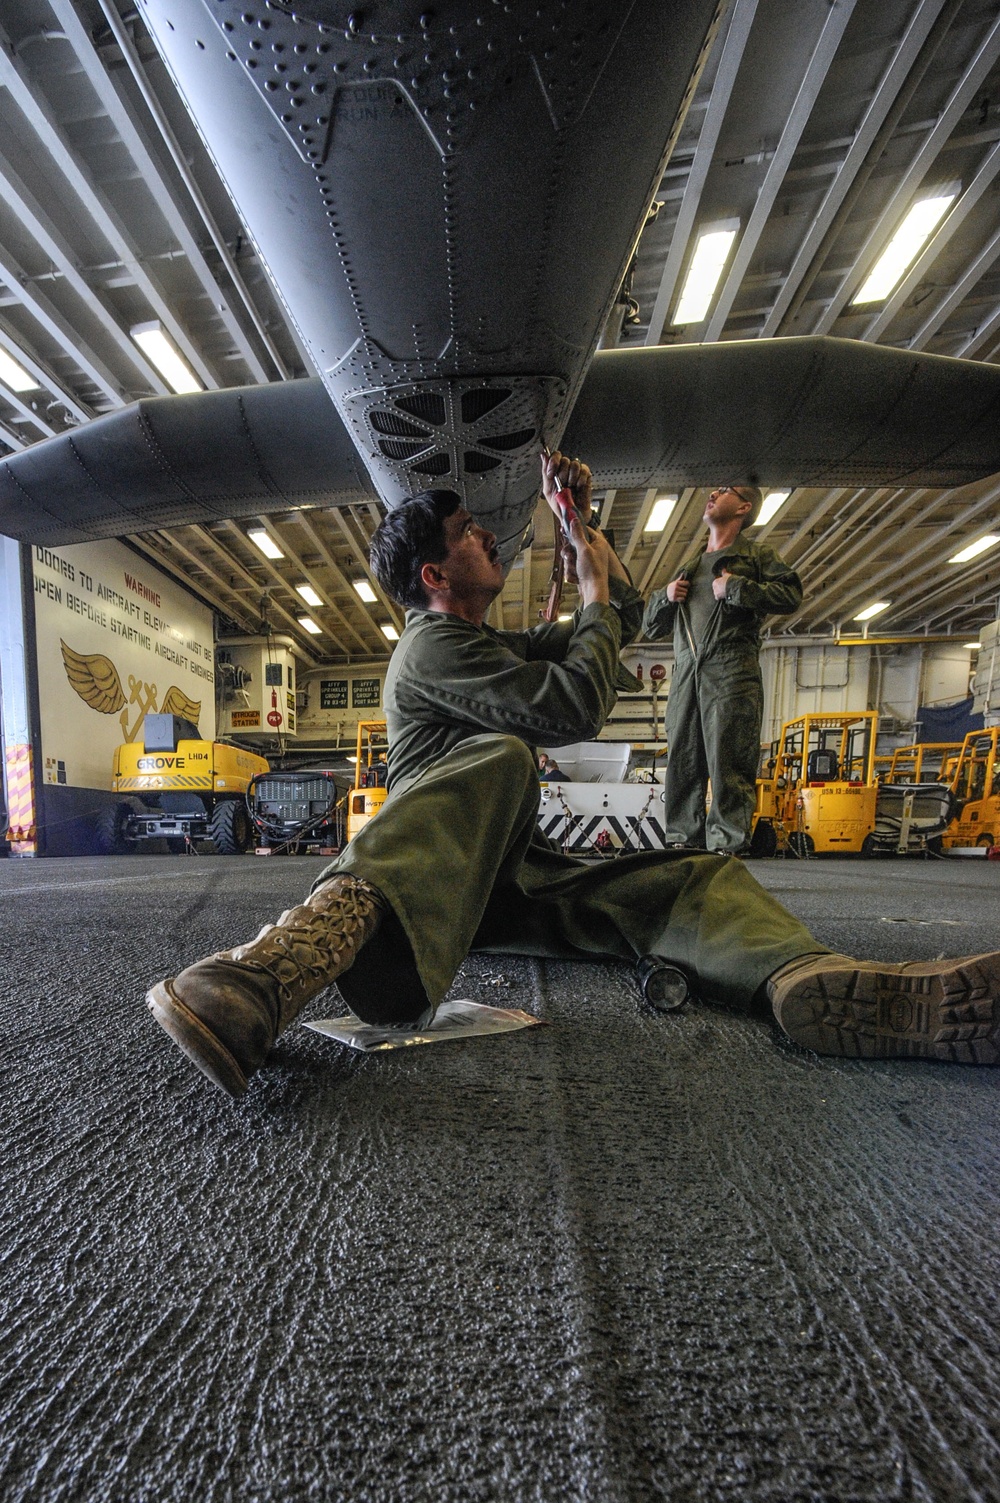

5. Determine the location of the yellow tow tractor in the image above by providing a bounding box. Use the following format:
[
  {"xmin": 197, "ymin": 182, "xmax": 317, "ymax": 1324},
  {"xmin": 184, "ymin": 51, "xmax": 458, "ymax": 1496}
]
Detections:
[
  {"xmin": 99, "ymin": 712, "xmax": 269, "ymax": 854},
  {"xmin": 346, "ymin": 720, "xmax": 389, "ymax": 842},
  {"xmin": 941, "ymin": 727, "xmax": 1000, "ymax": 852},
  {"xmin": 752, "ymin": 712, "xmax": 879, "ymax": 857}
]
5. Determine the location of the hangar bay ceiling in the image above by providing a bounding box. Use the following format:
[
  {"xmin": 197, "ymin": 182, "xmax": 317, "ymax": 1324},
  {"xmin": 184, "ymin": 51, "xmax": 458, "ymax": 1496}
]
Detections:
[{"xmin": 1, "ymin": 0, "xmax": 1000, "ymax": 658}]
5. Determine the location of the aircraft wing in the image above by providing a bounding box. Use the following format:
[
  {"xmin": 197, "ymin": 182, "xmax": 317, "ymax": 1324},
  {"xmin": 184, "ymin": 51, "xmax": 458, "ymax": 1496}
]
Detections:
[
  {"xmin": 4, "ymin": 336, "xmax": 1000, "ymax": 547},
  {"xmin": 563, "ymin": 337, "xmax": 1000, "ymax": 490},
  {"xmin": 0, "ymin": 378, "xmax": 376, "ymax": 545}
]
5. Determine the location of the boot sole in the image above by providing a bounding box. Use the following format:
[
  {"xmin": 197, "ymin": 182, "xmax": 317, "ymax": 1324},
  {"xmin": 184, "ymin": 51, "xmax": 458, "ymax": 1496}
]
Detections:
[
  {"xmin": 773, "ymin": 953, "xmax": 1000, "ymax": 1063},
  {"xmin": 147, "ymin": 981, "xmax": 250, "ymax": 1098}
]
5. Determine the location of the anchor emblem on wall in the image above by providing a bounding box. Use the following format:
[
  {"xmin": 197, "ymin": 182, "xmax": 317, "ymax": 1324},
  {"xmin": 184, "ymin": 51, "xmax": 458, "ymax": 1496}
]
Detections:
[{"xmin": 60, "ymin": 641, "xmax": 201, "ymax": 739}]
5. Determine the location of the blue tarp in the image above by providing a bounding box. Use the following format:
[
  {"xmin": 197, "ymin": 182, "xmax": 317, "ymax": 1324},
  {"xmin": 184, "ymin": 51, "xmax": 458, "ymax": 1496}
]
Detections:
[{"xmin": 915, "ymin": 697, "xmax": 983, "ymax": 742}]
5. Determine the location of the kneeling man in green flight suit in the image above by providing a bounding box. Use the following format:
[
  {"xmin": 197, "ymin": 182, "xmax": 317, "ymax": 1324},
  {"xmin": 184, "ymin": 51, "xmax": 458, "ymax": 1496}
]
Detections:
[
  {"xmin": 146, "ymin": 454, "xmax": 1000, "ymax": 1097},
  {"xmin": 643, "ymin": 485, "xmax": 801, "ymax": 856}
]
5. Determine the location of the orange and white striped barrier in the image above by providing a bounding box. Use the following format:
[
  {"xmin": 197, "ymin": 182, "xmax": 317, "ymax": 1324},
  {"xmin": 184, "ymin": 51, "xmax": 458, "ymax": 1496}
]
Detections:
[{"xmin": 4, "ymin": 742, "xmax": 37, "ymax": 855}]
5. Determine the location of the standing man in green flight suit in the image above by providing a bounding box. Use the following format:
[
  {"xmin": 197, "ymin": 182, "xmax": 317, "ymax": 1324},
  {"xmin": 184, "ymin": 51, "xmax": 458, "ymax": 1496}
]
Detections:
[
  {"xmin": 146, "ymin": 455, "xmax": 1000, "ymax": 1099},
  {"xmin": 643, "ymin": 485, "xmax": 802, "ymax": 856}
]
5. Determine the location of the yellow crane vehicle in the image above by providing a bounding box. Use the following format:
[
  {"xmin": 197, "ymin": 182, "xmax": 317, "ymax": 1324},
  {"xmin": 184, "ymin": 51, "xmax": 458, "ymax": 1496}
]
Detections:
[
  {"xmin": 751, "ymin": 712, "xmax": 879, "ymax": 857},
  {"xmin": 346, "ymin": 720, "xmax": 389, "ymax": 842},
  {"xmin": 99, "ymin": 712, "xmax": 269, "ymax": 854},
  {"xmin": 941, "ymin": 727, "xmax": 1000, "ymax": 851}
]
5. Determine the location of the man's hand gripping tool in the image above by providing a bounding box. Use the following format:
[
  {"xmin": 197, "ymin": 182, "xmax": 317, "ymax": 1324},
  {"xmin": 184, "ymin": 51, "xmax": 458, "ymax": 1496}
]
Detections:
[{"xmin": 543, "ymin": 450, "xmax": 581, "ymax": 624}]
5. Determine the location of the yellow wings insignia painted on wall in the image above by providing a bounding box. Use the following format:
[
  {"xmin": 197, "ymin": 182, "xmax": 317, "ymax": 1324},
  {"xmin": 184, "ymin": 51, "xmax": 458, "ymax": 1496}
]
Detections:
[
  {"xmin": 60, "ymin": 640, "xmax": 126, "ymax": 715},
  {"xmin": 161, "ymin": 686, "xmax": 202, "ymax": 727}
]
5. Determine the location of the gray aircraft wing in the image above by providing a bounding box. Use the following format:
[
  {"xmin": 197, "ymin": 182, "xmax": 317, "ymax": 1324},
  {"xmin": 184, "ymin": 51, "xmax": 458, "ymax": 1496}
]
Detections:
[
  {"xmin": 563, "ymin": 337, "xmax": 1000, "ymax": 491},
  {"xmin": 3, "ymin": 336, "xmax": 1000, "ymax": 547},
  {"xmin": 0, "ymin": 378, "xmax": 375, "ymax": 545}
]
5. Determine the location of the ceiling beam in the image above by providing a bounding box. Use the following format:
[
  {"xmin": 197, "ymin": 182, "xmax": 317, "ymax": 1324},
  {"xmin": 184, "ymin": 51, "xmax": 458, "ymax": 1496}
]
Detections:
[
  {"xmin": 215, "ymin": 520, "xmax": 332, "ymax": 653},
  {"xmin": 329, "ymin": 508, "xmax": 405, "ymax": 633},
  {"xmin": 638, "ymin": 488, "xmax": 696, "ymax": 593},
  {"xmin": 813, "ymin": 10, "xmax": 1000, "ymax": 333},
  {"xmin": 289, "ymin": 510, "xmax": 389, "ymax": 657},
  {"xmin": 0, "ymin": 18, "xmax": 217, "ymax": 393},
  {"xmin": 796, "ymin": 479, "xmax": 1000, "ymax": 627},
  {"xmin": 49, "ymin": 0, "xmax": 272, "ymax": 385},
  {"xmin": 861, "ymin": 134, "xmax": 1000, "ymax": 341},
  {"xmin": 623, "ymin": 488, "xmax": 659, "ymax": 567},
  {"xmin": 779, "ymin": 487, "xmax": 860, "ymax": 564},
  {"xmin": 954, "ymin": 292, "xmax": 1000, "ymax": 357},
  {"xmin": 789, "ymin": 488, "xmax": 912, "ymax": 592},
  {"xmin": 254, "ymin": 513, "xmax": 376, "ymax": 658},
  {"xmin": 702, "ymin": 0, "xmax": 858, "ymax": 342},
  {"xmin": 0, "ymin": 382, "xmax": 57, "ymax": 440},
  {"xmin": 131, "ymin": 530, "xmax": 261, "ymax": 632},
  {"xmin": 92, "ymin": 0, "xmax": 289, "ymax": 382},
  {"xmin": 0, "ymin": 417, "xmax": 26, "ymax": 451},
  {"xmin": 885, "ymin": 546, "xmax": 1000, "ymax": 628},
  {"xmin": 0, "ymin": 242, "xmax": 126, "ymax": 407},
  {"xmin": 909, "ymin": 218, "xmax": 1000, "ymax": 350},
  {"xmin": 0, "ymin": 321, "xmax": 92, "ymax": 426},
  {"xmin": 762, "ymin": 0, "xmax": 953, "ymax": 336},
  {"xmin": 0, "ymin": 155, "xmax": 169, "ymax": 395},
  {"xmin": 643, "ymin": 0, "xmax": 759, "ymax": 346}
]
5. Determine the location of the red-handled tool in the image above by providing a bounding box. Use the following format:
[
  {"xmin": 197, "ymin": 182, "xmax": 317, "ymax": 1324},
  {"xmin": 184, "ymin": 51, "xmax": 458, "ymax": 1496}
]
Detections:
[
  {"xmin": 542, "ymin": 446, "xmax": 581, "ymax": 537},
  {"xmin": 542, "ymin": 447, "xmax": 579, "ymax": 622},
  {"xmin": 552, "ymin": 479, "xmax": 578, "ymax": 537}
]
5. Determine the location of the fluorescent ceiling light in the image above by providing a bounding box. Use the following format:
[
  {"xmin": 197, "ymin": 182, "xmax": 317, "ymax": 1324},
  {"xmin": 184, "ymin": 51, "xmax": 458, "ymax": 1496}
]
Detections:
[
  {"xmin": 248, "ymin": 527, "xmax": 283, "ymax": 559},
  {"xmin": 381, "ymin": 623, "xmax": 399, "ymax": 640},
  {"xmin": 644, "ymin": 495, "xmax": 677, "ymax": 532},
  {"xmin": 130, "ymin": 319, "xmax": 203, "ymax": 394},
  {"xmin": 852, "ymin": 192, "xmax": 957, "ymax": 305},
  {"xmin": 0, "ymin": 346, "xmax": 37, "ymax": 392},
  {"xmin": 948, "ymin": 534, "xmax": 1000, "ymax": 564},
  {"xmin": 353, "ymin": 579, "xmax": 377, "ymax": 602},
  {"xmin": 557, "ymin": 613, "xmax": 573, "ymax": 622},
  {"xmin": 753, "ymin": 490, "xmax": 791, "ymax": 527},
  {"xmin": 297, "ymin": 615, "xmax": 321, "ymax": 635},
  {"xmin": 965, "ymin": 642, "xmax": 982, "ymax": 651},
  {"xmin": 674, "ymin": 222, "xmax": 739, "ymax": 325},
  {"xmin": 296, "ymin": 584, "xmax": 322, "ymax": 607},
  {"xmin": 853, "ymin": 601, "xmax": 891, "ymax": 621}
]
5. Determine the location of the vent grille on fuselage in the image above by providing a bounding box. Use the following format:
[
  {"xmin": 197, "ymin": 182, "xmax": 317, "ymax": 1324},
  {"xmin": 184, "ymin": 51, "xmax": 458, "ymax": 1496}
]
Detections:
[{"xmin": 460, "ymin": 388, "xmax": 512, "ymax": 424}]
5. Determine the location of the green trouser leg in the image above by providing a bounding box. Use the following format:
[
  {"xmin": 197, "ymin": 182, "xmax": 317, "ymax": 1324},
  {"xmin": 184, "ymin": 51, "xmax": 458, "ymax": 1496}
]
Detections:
[
  {"xmin": 473, "ymin": 832, "xmax": 821, "ymax": 1012},
  {"xmin": 315, "ymin": 734, "xmax": 821, "ymax": 1015},
  {"xmin": 662, "ymin": 657, "xmax": 708, "ymax": 845},
  {"xmin": 664, "ymin": 651, "xmax": 763, "ymax": 854},
  {"xmin": 314, "ymin": 734, "xmax": 544, "ymax": 1012},
  {"xmin": 700, "ymin": 651, "xmax": 764, "ymax": 854}
]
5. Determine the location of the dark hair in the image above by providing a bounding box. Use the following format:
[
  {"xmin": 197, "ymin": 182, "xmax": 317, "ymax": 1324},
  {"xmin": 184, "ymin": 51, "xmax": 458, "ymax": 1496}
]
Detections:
[
  {"xmin": 733, "ymin": 484, "xmax": 763, "ymax": 530},
  {"xmin": 368, "ymin": 490, "xmax": 462, "ymax": 608}
]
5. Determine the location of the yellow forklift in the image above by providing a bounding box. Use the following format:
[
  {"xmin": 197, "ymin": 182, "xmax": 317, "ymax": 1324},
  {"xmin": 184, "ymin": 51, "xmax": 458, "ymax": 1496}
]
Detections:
[
  {"xmin": 346, "ymin": 720, "xmax": 389, "ymax": 842},
  {"xmin": 886, "ymin": 742, "xmax": 964, "ymax": 783},
  {"xmin": 752, "ymin": 712, "xmax": 879, "ymax": 857},
  {"xmin": 101, "ymin": 712, "xmax": 269, "ymax": 854},
  {"xmin": 941, "ymin": 727, "xmax": 1000, "ymax": 851}
]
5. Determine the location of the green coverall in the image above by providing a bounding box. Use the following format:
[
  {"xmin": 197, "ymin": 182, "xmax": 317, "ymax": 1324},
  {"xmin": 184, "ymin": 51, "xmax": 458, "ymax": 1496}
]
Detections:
[
  {"xmin": 317, "ymin": 574, "xmax": 817, "ymax": 1023},
  {"xmin": 643, "ymin": 532, "xmax": 802, "ymax": 854}
]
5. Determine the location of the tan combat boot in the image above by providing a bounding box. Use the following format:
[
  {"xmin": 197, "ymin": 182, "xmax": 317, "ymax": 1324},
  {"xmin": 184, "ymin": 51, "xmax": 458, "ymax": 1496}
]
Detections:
[
  {"xmin": 146, "ymin": 875, "xmax": 385, "ymax": 1097},
  {"xmin": 767, "ymin": 951, "xmax": 1000, "ymax": 1064}
]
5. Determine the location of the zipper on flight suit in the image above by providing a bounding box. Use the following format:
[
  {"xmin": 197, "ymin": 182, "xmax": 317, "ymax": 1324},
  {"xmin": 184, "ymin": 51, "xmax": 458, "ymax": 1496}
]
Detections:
[{"xmin": 680, "ymin": 601, "xmax": 698, "ymax": 658}]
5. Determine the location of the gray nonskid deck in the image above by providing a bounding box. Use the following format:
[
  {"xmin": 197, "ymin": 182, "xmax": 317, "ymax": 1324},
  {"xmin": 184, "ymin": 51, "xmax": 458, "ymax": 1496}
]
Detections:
[{"xmin": 1, "ymin": 855, "xmax": 998, "ymax": 1502}]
